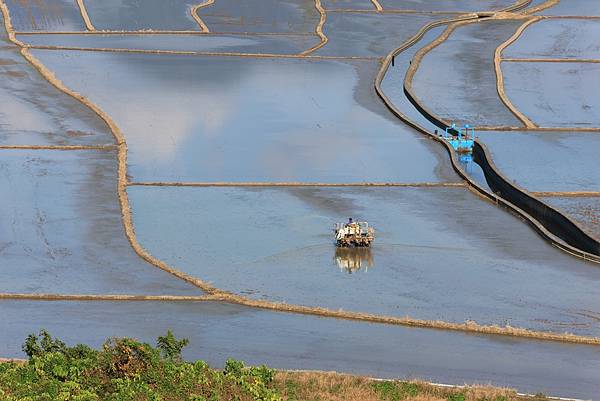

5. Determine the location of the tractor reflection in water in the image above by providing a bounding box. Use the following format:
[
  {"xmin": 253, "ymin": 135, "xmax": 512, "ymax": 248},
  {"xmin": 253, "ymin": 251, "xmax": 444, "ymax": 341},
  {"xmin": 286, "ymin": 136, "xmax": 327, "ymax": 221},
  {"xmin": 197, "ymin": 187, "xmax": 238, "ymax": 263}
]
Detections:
[{"xmin": 334, "ymin": 247, "xmax": 374, "ymax": 274}]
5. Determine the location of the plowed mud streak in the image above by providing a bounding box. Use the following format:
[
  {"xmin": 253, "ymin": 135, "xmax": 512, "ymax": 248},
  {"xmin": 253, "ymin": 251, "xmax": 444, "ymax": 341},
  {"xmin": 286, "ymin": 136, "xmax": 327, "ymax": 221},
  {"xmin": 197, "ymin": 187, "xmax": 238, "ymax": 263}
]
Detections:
[
  {"xmin": 2, "ymin": 0, "xmax": 599, "ymax": 346},
  {"xmin": 127, "ymin": 182, "xmax": 466, "ymax": 188},
  {"xmin": 300, "ymin": 0, "xmax": 328, "ymax": 55},
  {"xmin": 76, "ymin": 0, "xmax": 95, "ymax": 31},
  {"xmin": 191, "ymin": 0, "xmax": 214, "ymax": 33},
  {"xmin": 494, "ymin": 17, "xmax": 539, "ymax": 128}
]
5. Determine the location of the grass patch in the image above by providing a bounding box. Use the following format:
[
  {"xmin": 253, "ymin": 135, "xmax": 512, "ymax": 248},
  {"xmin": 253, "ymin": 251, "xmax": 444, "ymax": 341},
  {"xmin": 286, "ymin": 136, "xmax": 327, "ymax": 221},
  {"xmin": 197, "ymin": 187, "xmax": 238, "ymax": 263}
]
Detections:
[{"xmin": 0, "ymin": 331, "xmax": 554, "ymax": 401}]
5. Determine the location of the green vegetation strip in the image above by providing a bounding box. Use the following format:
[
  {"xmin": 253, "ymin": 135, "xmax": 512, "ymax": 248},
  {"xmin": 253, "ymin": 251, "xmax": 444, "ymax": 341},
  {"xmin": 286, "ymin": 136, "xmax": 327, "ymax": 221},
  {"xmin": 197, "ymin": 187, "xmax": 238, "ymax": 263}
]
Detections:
[{"xmin": 0, "ymin": 330, "xmax": 558, "ymax": 401}]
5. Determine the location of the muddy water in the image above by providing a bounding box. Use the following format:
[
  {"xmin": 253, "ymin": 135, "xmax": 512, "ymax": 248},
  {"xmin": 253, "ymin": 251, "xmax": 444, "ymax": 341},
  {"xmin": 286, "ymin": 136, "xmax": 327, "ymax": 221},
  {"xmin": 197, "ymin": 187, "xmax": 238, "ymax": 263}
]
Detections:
[
  {"xmin": 32, "ymin": 50, "xmax": 459, "ymax": 183},
  {"xmin": 503, "ymin": 62, "xmax": 600, "ymax": 128},
  {"xmin": 0, "ymin": 149, "xmax": 200, "ymax": 295},
  {"xmin": 504, "ymin": 19, "xmax": 600, "ymax": 60},
  {"xmin": 322, "ymin": 0, "xmax": 375, "ymax": 9},
  {"xmin": 1, "ymin": 300, "xmax": 599, "ymax": 399},
  {"xmin": 129, "ymin": 186, "xmax": 600, "ymax": 336},
  {"xmin": 0, "ymin": 15, "xmax": 113, "ymax": 146},
  {"xmin": 542, "ymin": 196, "xmax": 600, "ymax": 241},
  {"xmin": 5, "ymin": 0, "xmax": 86, "ymax": 31},
  {"xmin": 18, "ymin": 32, "xmax": 319, "ymax": 55},
  {"xmin": 315, "ymin": 12, "xmax": 445, "ymax": 57},
  {"xmin": 196, "ymin": 0, "xmax": 318, "ymax": 34},
  {"xmin": 477, "ymin": 131, "xmax": 600, "ymax": 192},
  {"xmin": 537, "ymin": 0, "xmax": 600, "ymax": 16},
  {"xmin": 83, "ymin": 0, "xmax": 201, "ymax": 31},
  {"xmin": 377, "ymin": 0, "xmax": 514, "ymax": 12},
  {"xmin": 412, "ymin": 19, "xmax": 523, "ymax": 127}
]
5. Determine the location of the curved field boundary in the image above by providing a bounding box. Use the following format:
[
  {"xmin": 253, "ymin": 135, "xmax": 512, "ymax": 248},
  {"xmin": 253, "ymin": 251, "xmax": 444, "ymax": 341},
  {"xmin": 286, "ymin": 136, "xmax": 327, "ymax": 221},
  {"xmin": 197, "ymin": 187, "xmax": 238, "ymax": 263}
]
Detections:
[
  {"xmin": 494, "ymin": 17, "xmax": 538, "ymax": 128},
  {"xmin": 396, "ymin": 16, "xmax": 600, "ymax": 260},
  {"xmin": 522, "ymin": 0, "xmax": 560, "ymax": 15},
  {"xmin": 370, "ymin": 0, "xmax": 382, "ymax": 12},
  {"xmin": 0, "ymin": 293, "xmax": 216, "ymax": 301},
  {"xmin": 474, "ymin": 126, "xmax": 600, "ymax": 132},
  {"xmin": 191, "ymin": 0, "xmax": 214, "ymax": 33},
  {"xmin": 3, "ymin": 0, "xmax": 600, "ymax": 345},
  {"xmin": 300, "ymin": 0, "xmax": 328, "ymax": 55},
  {"xmin": 75, "ymin": 0, "xmax": 95, "ymax": 31},
  {"xmin": 532, "ymin": 191, "xmax": 600, "ymax": 197}
]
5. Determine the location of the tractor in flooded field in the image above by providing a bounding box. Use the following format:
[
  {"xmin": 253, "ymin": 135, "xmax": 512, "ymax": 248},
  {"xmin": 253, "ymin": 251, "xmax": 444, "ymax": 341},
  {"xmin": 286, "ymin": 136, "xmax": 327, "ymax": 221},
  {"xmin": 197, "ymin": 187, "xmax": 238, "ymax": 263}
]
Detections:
[{"xmin": 334, "ymin": 218, "xmax": 374, "ymax": 248}]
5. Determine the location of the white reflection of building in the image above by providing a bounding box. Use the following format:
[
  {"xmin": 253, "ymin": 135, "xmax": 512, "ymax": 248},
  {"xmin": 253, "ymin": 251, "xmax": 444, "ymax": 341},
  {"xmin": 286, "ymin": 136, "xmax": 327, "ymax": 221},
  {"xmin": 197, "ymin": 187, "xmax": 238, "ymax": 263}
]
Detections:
[{"xmin": 334, "ymin": 248, "xmax": 374, "ymax": 274}]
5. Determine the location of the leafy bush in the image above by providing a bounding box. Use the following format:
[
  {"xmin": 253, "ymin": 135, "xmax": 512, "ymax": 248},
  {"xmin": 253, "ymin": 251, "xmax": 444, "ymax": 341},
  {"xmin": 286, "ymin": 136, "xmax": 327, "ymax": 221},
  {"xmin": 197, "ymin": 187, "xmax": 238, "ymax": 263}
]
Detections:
[{"xmin": 0, "ymin": 330, "xmax": 281, "ymax": 401}]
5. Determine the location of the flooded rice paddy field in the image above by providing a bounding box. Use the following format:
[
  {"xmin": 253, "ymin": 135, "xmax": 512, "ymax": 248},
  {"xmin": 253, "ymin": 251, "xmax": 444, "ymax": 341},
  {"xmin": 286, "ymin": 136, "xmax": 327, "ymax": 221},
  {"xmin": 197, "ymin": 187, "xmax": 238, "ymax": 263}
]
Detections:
[
  {"xmin": 32, "ymin": 50, "xmax": 459, "ymax": 183},
  {"xmin": 82, "ymin": 0, "xmax": 202, "ymax": 31},
  {"xmin": 2, "ymin": 300, "xmax": 600, "ymax": 399},
  {"xmin": 321, "ymin": 0, "xmax": 376, "ymax": 9},
  {"xmin": 5, "ymin": 0, "xmax": 85, "ymax": 31},
  {"xmin": 18, "ymin": 32, "xmax": 319, "ymax": 54},
  {"xmin": 195, "ymin": 0, "xmax": 319, "ymax": 34},
  {"xmin": 411, "ymin": 20, "xmax": 523, "ymax": 127},
  {"xmin": 2, "ymin": 0, "xmax": 600, "ymax": 397},
  {"xmin": 0, "ymin": 18, "xmax": 112, "ymax": 146},
  {"xmin": 128, "ymin": 186, "xmax": 600, "ymax": 336},
  {"xmin": 376, "ymin": 0, "xmax": 515, "ymax": 12},
  {"xmin": 0, "ymin": 149, "xmax": 200, "ymax": 295},
  {"xmin": 314, "ymin": 12, "xmax": 446, "ymax": 57},
  {"xmin": 476, "ymin": 131, "xmax": 600, "ymax": 192},
  {"xmin": 503, "ymin": 61, "xmax": 600, "ymax": 128},
  {"xmin": 541, "ymin": 196, "xmax": 600, "ymax": 241},
  {"xmin": 536, "ymin": 0, "xmax": 600, "ymax": 16},
  {"xmin": 503, "ymin": 19, "xmax": 600, "ymax": 59}
]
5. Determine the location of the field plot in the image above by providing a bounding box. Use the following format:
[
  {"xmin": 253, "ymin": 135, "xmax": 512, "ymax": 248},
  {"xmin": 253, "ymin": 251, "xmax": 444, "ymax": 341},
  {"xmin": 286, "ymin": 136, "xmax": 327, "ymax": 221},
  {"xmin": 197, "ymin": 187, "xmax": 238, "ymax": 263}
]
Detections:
[
  {"xmin": 0, "ymin": 18, "xmax": 111, "ymax": 146},
  {"xmin": 129, "ymin": 186, "xmax": 600, "ymax": 336},
  {"xmin": 32, "ymin": 50, "xmax": 459, "ymax": 183},
  {"xmin": 411, "ymin": 20, "xmax": 523, "ymax": 127},
  {"xmin": 322, "ymin": 0, "xmax": 375, "ymax": 9},
  {"xmin": 18, "ymin": 32, "xmax": 319, "ymax": 55},
  {"xmin": 542, "ymin": 196, "xmax": 600, "ymax": 241},
  {"xmin": 504, "ymin": 19, "xmax": 600, "ymax": 60},
  {"xmin": 377, "ymin": 0, "xmax": 514, "ymax": 12},
  {"xmin": 1, "ymin": 299, "xmax": 600, "ymax": 400},
  {"xmin": 314, "ymin": 12, "xmax": 445, "ymax": 57},
  {"xmin": 82, "ymin": 0, "xmax": 201, "ymax": 31},
  {"xmin": 196, "ymin": 0, "xmax": 319, "ymax": 34},
  {"xmin": 476, "ymin": 131, "xmax": 600, "ymax": 192},
  {"xmin": 0, "ymin": 149, "xmax": 200, "ymax": 295},
  {"xmin": 4, "ymin": 0, "xmax": 85, "ymax": 31},
  {"xmin": 503, "ymin": 62, "xmax": 600, "ymax": 128},
  {"xmin": 537, "ymin": 0, "xmax": 600, "ymax": 16}
]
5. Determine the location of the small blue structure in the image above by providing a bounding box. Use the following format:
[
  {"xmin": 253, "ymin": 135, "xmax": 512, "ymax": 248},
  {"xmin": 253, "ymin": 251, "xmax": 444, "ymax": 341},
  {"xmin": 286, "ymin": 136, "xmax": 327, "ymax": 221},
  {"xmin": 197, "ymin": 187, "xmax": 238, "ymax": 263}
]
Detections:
[{"xmin": 442, "ymin": 123, "xmax": 474, "ymax": 154}]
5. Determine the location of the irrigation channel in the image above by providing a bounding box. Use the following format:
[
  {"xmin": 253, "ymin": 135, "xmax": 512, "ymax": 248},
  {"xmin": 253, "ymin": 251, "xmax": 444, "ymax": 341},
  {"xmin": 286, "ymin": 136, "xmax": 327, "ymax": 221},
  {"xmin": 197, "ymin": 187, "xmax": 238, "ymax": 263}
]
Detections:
[{"xmin": 0, "ymin": 0, "xmax": 599, "ymax": 399}]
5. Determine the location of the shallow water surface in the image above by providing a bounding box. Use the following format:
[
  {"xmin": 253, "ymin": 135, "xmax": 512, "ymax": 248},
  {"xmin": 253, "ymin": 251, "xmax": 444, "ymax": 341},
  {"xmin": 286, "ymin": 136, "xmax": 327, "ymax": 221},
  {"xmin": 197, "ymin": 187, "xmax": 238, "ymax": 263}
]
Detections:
[
  {"xmin": 477, "ymin": 131, "xmax": 600, "ymax": 192},
  {"xmin": 129, "ymin": 186, "xmax": 600, "ymax": 336},
  {"xmin": 1, "ymin": 300, "xmax": 599, "ymax": 399},
  {"xmin": 18, "ymin": 32, "xmax": 318, "ymax": 54},
  {"xmin": 0, "ymin": 149, "xmax": 200, "ymax": 295},
  {"xmin": 5, "ymin": 0, "xmax": 86, "ymax": 31},
  {"xmin": 33, "ymin": 50, "xmax": 459, "ymax": 183},
  {"xmin": 542, "ymin": 196, "xmax": 600, "ymax": 241},
  {"xmin": 504, "ymin": 19, "xmax": 600, "ymax": 60},
  {"xmin": 537, "ymin": 0, "xmax": 600, "ymax": 16},
  {"xmin": 315, "ymin": 12, "xmax": 444, "ymax": 57},
  {"xmin": 503, "ymin": 62, "xmax": 600, "ymax": 128},
  {"xmin": 83, "ymin": 0, "xmax": 201, "ymax": 31},
  {"xmin": 412, "ymin": 20, "xmax": 523, "ymax": 127},
  {"xmin": 377, "ymin": 0, "xmax": 514, "ymax": 12}
]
